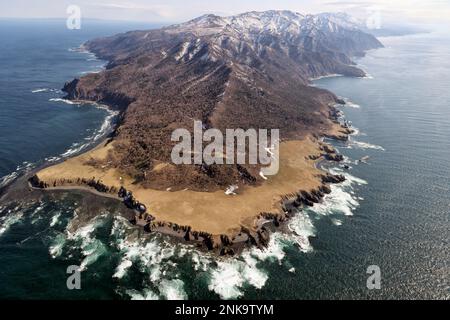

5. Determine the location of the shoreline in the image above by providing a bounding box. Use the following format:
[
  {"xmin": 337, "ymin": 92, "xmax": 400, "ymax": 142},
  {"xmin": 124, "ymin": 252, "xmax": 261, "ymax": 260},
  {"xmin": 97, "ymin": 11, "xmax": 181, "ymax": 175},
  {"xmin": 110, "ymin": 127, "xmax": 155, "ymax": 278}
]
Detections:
[
  {"xmin": 0, "ymin": 75, "xmax": 354, "ymax": 257},
  {"xmin": 25, "ymin": 113, "xmax": 351, "ymax": 256}
]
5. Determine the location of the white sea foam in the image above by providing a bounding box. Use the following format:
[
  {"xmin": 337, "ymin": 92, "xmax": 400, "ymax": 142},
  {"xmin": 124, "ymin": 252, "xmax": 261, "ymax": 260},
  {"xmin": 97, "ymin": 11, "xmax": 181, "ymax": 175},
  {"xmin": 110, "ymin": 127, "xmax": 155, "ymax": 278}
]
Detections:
[
  {"xmin": 31, "ymin": 213, "xmax": 44, "ymax": 225},
  {"xmin": 45, "ymin": 156, "xmax": 61, "ymax": 163},
  {"xmin": 344, "ymin": 100, "xmax": 361, "ymax": 108},
  {"xmin": 49, "ymin": 233, "xmax": 66, "ymax": 258},
  {"xmin": 348, "ymin": 139, "xmax": 385, "ymax": 151},
  {"xmin": 79, "ymin": 239, "xmax": 107, "ymax": 270},
  {"xmin": 60, "ymin": 142, "xmax": 88, "ymax": 158},
  {"xmin": 50, "ymin": 212, "xmax": 62, "ymax": 227},
  {"xmin": 306, "ymin": 167, "xmax": 367, "ymax": 218},
  {"xmin": 49, "ymin": 98, "xmax": 81, "ymax": 105},
  {"xmin": 287, "ymin": 211, "xmax": 316, "ymax": 252},
  {"xmin": 113, "ymin": 259, "xmax": 133, "ymax": 279},
  {"xmin": 191, "ymin": 250, "xmax": 211, "ymax": 271},
  {"xmin": 67, "ymin": 152, "xmax": 369, "ymax": 300},
  {"xmin": 66, "ymin": 214, "xmax": 109, "ymax": 270},
  {"xmin": 107, "ymin": 163, "xmax": 368, "ymax": 300},
  {"xmin": 126, "ymin": 288, "xmax": 159, "ymax": 300},
  {"xmin": 208, "ymin": 255, "xmax": 269, "ymax": 299},
  {"xmin": 32, "ymin": 88, "xmax": 49, "ymax": 93},
  {"xmin": 0, "ymin": 162, "xmax": 35, "ymax": 188},
  {"xmin": 0, "ymin": 209, "xmax": 24, "ymax": 236},
  {"xmin": 0, "ymin": 171, "xmax": 19, "ymax": 188},
  {"xmin": 32, "ymin": 88, "xmax": 61, "ymax": 94},
  {"xmin": 68, "ymin": 46, "xmax": 88, "ymax": 53},
  {"xmin": 207, "ymin": 228, "xmax": 298, "ymax": 299},
  {"xmin": 113, "ymin": 235, "xmax": 187, "ymax": 299},
  {"xmin": 59, "ymin": 105, "xmax": 118, "ymax": 159},
  {"xmin": 159, "ymin": 279, "xmax": 187, "ymax": 300},
  {"xmin": 350, "ymin": 127, "xmax": 360, "ymax": 136},
  {"xmin": 310, "ymin": 73, "xmax": 343, "ymax": 81},
  {"xmin": 208, "ymin": 261, "xmax": 248, "ymax": 299},
  {"xmin": 80, "ymin": 70, "xmax": 102, "ymax": 74},
  {"xmin": 251, "ymin": 232, "xmax": 289, "ymax": 261}
]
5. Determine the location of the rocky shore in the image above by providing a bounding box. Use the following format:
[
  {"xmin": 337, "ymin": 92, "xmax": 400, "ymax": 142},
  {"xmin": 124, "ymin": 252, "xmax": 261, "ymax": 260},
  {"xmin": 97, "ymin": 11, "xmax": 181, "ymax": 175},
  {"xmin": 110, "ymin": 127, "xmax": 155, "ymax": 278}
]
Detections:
[{"xmin": 26, "ymin": 120, "xmax": 350, "ymax": 256}]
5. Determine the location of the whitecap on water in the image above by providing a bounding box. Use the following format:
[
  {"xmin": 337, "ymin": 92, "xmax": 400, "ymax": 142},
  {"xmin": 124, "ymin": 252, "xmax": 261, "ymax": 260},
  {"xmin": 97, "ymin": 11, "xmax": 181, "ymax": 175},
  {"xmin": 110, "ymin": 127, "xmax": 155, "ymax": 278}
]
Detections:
[
  {"xmin": 49, "ymin": 98, "xmax": 81, "ymax": 105},
  {"xmin": 112, "ymin": 227, "xmax": 188, "ymax": 299},
  {"xmin": 191, "ymin": 250, "xmax": 211, "ymax": 271},
  {"xmin": 49, "ymin": 233, "xmax": 66, "ymax": 258},
  {"xmin": 49, "ymin": 212, "xmax": 62, "ymax": 227},
  {"xmin": 287, "ymin": 212, "xmax": 316, "ymax": 253},
  {"xmin": 58, "ymin": 105, "xmax": 118, "ymax": 159},
  {"xmin": 348, "ymin": 139, "xmax": 385, "ymax": 151},
  {"xmin": 307, "ymin": 167, "xmax": 367, "ymax": 218},
  {"xmin": 159, "ymin": 279, "xmax": 187, "ymax": 300},
  {"xmin": 94, "ymin": 161, "xmax": 367, "ymax": 300},
  {"xmin": 0, "ymin": 208, "xmax": 24, "ymax": 237},
  {"xmin": 251, "ymin": 232, "xmax": 289, "ymax": 261},
  {"xmin": 207, "ymin": 236, "xmax": 292, "ymax": 299},
  {"xmin": 32, "ymin": 88, "xmax": 61, "ymax": 94},
  {"xmin": 337, "ymin": 97, "xmax": 361, "ymax": 109},
  {"xmin": 0, "ymin": 171, "xmax": 18, "ymax": 188},
  {"xmin": 126, "ymin": 288, "xmax": 159, "ymax": 300},
  {"xmin": 0, "ymin": 162, "xmax": 36, "ymax": 188},
  {"xmin": 31, "ymin": 88, "xmax": 49, "ymax": 93},
  {"xmin": 345, "ymin": 101, "xmax": 361, "ymax": 109},
  {"xmin": 65, "ymin": 214, "xmax": 109, "ymax": 270},
  {"xmin": 113, "ymin": 259, "xmax": 133, "ymax": 279},
  {"xmin": 208, "ymin": 258, "xmax": 266, "ymax": 299},
  {"xmin": 108, "ymin": 174, "xmax": 365, "ymax": 300},
  {"xmin": 79, "ymin": 239, "xmax": 107, "ymax": 270}
]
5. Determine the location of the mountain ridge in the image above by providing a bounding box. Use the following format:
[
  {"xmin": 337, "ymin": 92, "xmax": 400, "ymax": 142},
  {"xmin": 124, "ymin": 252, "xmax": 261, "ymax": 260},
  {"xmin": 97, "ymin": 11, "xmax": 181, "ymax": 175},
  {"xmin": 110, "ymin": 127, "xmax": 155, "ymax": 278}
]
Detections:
[{"xmin": 62, "ymin": 10, "xmax": 382, "ymax": 191}]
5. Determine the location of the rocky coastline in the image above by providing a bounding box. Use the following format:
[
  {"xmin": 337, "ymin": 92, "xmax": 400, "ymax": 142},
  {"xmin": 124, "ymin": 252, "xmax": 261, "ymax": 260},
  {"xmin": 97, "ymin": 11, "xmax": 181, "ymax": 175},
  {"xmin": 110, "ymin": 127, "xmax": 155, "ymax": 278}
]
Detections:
[{"xmin": 25, "ymin": 108, "xmax": 351, "ymax": 256}]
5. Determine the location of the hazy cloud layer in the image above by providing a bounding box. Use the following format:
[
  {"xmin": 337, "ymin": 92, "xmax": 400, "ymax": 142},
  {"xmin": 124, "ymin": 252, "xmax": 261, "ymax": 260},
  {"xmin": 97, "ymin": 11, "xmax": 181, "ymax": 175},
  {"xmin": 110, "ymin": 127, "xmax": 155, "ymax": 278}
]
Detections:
[{"xmin": 0, "ymin": 0, "xmax": 449, "ymax": 26}]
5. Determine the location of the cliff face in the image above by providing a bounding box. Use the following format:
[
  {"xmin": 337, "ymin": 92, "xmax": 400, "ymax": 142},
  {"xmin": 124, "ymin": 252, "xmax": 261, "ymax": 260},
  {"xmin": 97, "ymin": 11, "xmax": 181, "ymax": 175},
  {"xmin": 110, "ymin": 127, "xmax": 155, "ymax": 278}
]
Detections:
[{"xmin": 63, "ymin": 10, "xmax": 382, "ymax": 191}]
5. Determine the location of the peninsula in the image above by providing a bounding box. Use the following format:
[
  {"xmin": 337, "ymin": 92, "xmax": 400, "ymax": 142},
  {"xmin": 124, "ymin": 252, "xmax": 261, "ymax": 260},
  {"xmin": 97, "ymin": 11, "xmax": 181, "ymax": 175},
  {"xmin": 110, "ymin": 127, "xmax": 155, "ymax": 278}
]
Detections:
[{"xmin": 32, "ymin": 11, "xmax": 382, "ymax": 254}]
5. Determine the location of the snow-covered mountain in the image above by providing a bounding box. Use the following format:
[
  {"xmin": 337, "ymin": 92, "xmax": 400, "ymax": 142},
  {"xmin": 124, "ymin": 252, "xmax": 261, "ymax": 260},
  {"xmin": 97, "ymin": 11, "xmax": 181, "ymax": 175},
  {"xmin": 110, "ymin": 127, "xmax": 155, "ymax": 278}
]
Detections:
[{"xmin": 166, "ymin": 10, "xmax": 380, "ymax": 57}]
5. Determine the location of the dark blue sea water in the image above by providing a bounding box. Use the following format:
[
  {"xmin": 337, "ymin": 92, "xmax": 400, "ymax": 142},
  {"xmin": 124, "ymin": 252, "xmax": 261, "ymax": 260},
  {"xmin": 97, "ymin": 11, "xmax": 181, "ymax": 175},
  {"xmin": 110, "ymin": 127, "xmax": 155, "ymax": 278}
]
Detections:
[{"xmin": 0, "ymin": 21, "xmax": 448, "ymax": 300}]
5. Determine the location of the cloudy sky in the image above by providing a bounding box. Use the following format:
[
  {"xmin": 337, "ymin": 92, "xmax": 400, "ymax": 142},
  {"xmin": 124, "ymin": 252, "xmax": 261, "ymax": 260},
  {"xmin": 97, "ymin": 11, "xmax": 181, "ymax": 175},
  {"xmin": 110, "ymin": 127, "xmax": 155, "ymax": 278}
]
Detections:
[{"xmin": 0, "ymin": 0, "xmax": 449, "ymax": 27}]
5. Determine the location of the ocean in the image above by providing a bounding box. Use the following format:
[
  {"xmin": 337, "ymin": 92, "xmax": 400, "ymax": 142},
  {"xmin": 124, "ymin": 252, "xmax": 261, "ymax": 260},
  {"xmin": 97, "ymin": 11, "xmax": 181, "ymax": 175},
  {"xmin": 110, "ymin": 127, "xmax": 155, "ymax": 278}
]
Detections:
[{"xmin": 0, "ymin": 20, "xmax": 448, "ymax": 299}]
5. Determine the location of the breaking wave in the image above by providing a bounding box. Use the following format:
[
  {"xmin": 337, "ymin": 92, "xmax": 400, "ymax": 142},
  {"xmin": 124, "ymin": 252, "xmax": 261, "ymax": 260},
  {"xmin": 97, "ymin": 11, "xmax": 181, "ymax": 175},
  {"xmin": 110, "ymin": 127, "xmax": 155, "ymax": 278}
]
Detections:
[
  {"xmin": 0, "ymin": 171, "xmax": 19, "ymax": 188},
  {"xmin": 0, "ymin": 206, "xmax": 24, "ymax": 237},
  {"xmin": 49, "ymin": 101, "xmax": 117, "ymax": 160},
  {"xmin": 49, "ymin": 98, "xmax": 81, "ymax": 105},
  {"xmin": 0, "ymin": 161, "xmax": 35, "ymax": 188},
  {"xmin": 308, "ymin": 167, "xmax": 367, "ymax": 217},
  {"xmin": 347, "ymin": 138, "xmax": 385, "ymax": 151},
  {"xmin": 36, "ymin": 153, "xmax": 370, "ymax": 300},
  {"xmin": 32, "ymin": 88, "xmax": 61, "ymax": 94},
  {"xmin": 32, "ymin": 88, "xmax": 48, "ymax": 93},
  {"xmin": 339, "ymin": 97, "xmax": 361, "ymax": 108}
]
